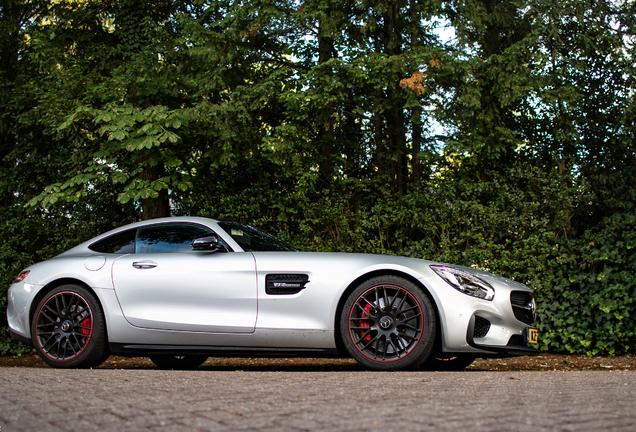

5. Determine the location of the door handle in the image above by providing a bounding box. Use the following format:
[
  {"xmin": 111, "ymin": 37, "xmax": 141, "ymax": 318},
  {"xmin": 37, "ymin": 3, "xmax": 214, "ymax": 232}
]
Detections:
[{"xmin": 132, "ymin": 261, "xmax": 157, "ymax": 269}]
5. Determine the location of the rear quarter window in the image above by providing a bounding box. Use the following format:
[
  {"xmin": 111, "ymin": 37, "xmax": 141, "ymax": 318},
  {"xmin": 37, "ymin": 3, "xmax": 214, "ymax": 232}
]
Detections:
[{"xmin": 89, "ymin": 229, "xmax": 137, "ymax": 254}]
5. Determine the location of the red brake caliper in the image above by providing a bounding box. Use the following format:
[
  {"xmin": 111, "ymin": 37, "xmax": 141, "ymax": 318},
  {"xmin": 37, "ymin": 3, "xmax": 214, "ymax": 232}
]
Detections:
[
  {"xmin": 359, "ymin": 304, "xmax": 373, "ymax": 342},
  {"xmin": 79, "ymin": 317, "xmax": 92, "ymax": 336}
]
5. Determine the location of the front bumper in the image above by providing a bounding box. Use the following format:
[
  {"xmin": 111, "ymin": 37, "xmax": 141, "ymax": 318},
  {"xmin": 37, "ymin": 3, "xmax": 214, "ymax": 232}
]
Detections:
[
  {"xmin": 423, "ymin": 271, "xmax": 539, "ymax": 357},
  {"xmin": 466, "ymin": 313, "xmax": 538, "ymax": 356}
]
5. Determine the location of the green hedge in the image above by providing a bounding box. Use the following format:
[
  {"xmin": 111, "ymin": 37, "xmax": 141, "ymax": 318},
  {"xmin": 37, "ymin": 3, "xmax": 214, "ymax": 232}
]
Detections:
[{"xmin": 2, "ymin": 163, "xmax": 635, "ymax": 356}]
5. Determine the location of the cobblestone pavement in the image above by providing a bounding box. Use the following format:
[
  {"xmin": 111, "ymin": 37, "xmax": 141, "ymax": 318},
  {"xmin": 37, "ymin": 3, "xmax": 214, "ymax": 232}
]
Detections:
[{"xmin": 1, "ymin": 368, "xmax": 634, "ymax": 432}]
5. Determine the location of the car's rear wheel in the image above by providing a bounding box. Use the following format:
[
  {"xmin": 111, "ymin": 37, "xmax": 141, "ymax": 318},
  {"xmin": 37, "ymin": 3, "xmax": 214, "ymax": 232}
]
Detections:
[
  {"xmin": 149, "ymin": 355, "xmax": 208, "ymax": 370},
  {"xmin": 340, "ymin": 275, "xmax": 436, "ymax": 370},
  {"xmin": 31, "ymin": 285, "xmax": 109, "ymax": 368}
]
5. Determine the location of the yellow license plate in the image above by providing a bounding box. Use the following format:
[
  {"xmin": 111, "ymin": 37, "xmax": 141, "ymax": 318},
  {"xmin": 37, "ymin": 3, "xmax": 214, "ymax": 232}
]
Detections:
[{"xmin": 526, "ymin": 328, "xmax": 538, "ymax": 344}]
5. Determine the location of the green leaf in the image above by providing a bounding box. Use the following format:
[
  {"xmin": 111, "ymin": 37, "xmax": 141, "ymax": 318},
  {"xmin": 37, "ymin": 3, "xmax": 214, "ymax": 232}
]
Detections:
[{"xmin": 111, "ymin": 130, "xmax": 126, "ymax": 141}]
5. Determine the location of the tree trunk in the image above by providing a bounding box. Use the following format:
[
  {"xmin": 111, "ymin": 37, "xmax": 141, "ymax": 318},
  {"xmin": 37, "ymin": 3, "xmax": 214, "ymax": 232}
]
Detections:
[
  {"xmin": 139, "ymin": 163, "xmax": 170, "ymax": 219},
  {"xmin": 385, "ymin": 1, "xmax": 408, "ymax": 198},
  {"xmin": 317, "ymin": 18, "xmax": 335, "ymax": 192},
  {"xmin": 410, "ymin": 0, "xmax": 422, "ymax": 183}
]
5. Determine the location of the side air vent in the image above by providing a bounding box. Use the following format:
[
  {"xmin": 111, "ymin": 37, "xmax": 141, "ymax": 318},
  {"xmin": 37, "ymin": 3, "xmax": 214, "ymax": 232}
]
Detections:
[
  {"xmin": 265, "ymin": 274, "xmax": 310, "ymax": 295},
  {"xmin": 473, "ymin": 316, "xmax": 491, "ymax": 338}
]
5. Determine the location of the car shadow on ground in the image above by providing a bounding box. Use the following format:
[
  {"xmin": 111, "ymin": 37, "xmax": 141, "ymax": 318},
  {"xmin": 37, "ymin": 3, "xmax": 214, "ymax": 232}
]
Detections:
[{"xmin": 1, "ymin": 353, "xmax": 635, "ymax": 371}]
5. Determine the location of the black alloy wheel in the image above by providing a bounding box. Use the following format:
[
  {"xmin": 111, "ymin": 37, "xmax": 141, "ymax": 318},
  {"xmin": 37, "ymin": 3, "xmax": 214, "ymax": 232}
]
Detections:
[
  {"xmin": 31, "ymin": 285, "xmax": 109, "ymax": 368},
  {"xmin": 340, "ymin": 275, "xmax": 436, "ymax": 370},
  {"xmin": 149, "ymin": 355, "xmax": 208, "ymax": 370}
]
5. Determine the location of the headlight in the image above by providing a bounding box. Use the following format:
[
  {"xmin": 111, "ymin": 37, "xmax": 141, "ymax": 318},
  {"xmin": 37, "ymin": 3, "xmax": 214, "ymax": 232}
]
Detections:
[{"xmin": 430, "ymin": 265, "xmax": 495, "ymax": 300}]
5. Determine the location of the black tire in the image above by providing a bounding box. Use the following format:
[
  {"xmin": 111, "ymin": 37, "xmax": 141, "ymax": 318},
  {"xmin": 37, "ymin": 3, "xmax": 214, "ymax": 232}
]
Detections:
[
  {"xmin": 340, "ymin": 275, "xmax": 436, "ymax": 370},
  {"xmin": 421, "ymin": 355, "xmax": 477, "ymax": 371},
  {"xmin": 31, "ymin": 284, "xmax": 109, "ymax": 368},
  {"xmin": 149, "ymin": 355, "xmax": 208, "ymax": 370}
]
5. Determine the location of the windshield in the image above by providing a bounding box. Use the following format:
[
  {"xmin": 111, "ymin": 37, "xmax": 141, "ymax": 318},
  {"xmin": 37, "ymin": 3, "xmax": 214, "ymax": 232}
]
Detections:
[{"xmin": 217, "ymin": 222, "xmax": 296, "ymax": 252}]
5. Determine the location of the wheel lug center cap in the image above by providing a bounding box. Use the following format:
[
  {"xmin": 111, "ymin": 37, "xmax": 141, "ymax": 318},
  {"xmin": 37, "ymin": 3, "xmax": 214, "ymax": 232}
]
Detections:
[
  {"xmin": 61, "ymin": 320, "xmax": 72, "ymax": 332},
  {"xmin": 379, "ymin": 316, "xmax": 394, "ymax": 329}
]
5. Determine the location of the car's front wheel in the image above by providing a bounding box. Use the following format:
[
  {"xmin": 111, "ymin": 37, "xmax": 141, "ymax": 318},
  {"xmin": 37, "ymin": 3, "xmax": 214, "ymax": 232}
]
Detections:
[
  {"xmin": 149, "ymin": 355, "xmax": 208, "ymax": 370},
  {"xmin": 340, "ymin": 276, "xmax": 436, "ymax": 370},
  {"xmin": 31, "ymin": 285, "xmax": 109, "ymax": 368}
]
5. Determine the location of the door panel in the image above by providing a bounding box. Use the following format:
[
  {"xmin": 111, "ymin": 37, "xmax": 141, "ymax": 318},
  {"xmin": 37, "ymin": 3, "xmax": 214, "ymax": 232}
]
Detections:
[{"xmin": 112, "ymin": 252, "xmax": 257, "ymax": 333}]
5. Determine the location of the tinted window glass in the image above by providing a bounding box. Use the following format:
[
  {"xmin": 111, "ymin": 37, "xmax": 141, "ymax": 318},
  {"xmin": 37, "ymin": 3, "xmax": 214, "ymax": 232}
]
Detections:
[
  {"xmin": 89, "ymin": 229, "xmax": 136, "ymax": 254},
  {"xmin": 136, "ymin": 224, "xmax": 214, "ymax": 254},
  {"xmin": 217, "ymin": 222, "xmax": 296, "ymax": 252}
]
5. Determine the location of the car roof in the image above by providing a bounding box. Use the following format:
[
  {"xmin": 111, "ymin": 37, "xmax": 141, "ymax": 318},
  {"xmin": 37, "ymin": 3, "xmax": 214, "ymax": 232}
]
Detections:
[{"xmin": 58, "ymin": 216, "xmax": 221, "ymax": 256}]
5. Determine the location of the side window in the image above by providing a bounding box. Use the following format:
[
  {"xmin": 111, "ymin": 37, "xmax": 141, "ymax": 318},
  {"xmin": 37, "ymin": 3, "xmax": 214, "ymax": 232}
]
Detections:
[
  {"xmin": 89, "ymin": 229, "xmax": 137, "ymax": 254},
  {"xmin": 135, "ymin": 224, "xmax": 220, "ymax": 254}
]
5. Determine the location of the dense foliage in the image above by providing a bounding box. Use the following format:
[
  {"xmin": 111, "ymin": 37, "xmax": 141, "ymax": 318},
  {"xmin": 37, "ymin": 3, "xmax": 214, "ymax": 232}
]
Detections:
[{"xmin": 1, "ymin": 0, "xmax": 635, "ymax": 356}]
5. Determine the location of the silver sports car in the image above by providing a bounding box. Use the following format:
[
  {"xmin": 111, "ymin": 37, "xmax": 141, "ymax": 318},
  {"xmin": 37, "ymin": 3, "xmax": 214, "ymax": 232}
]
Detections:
[{"xmin": 7, "ymin": 216, "xmax": 538, "ymax": 370}]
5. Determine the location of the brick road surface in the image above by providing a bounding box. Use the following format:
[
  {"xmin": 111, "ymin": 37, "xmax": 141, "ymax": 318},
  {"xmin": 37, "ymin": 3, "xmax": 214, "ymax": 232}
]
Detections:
[{"xmin": 1, "ymin": 368, "xmax": 634, "ymax": 432}]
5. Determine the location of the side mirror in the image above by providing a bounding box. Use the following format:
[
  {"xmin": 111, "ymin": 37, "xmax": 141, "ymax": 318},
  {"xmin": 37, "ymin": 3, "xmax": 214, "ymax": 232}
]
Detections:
[{"xmin": 191, "ymin": 235, "xmax": 228, "ymax": 252}]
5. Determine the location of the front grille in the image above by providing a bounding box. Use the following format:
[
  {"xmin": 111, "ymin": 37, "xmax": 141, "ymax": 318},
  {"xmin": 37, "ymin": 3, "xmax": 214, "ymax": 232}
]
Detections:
[
  {"xmin": 510, "ymin": 291, "xmax": 531, "ymax": 306},
  {"xmin": 265, "ymin": 274, "xmax": 309, "ymax": 295},
  {"xmin": 507, "ymin": 335, "xmax": 525, "ymax": 346},
  {"xmin": 473, "ymin": 316, "xmax": 491, "ymax": 338},
  {"xmin": 510, "ymin": 291, "xmax": 535, "ymax": 325}
]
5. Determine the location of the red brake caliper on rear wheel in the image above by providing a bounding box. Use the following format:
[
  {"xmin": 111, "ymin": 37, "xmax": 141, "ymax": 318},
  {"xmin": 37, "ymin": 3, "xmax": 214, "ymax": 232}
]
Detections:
[{"xmin": 359, "ymin": 304, "xmax": 372, "ymax": 342}]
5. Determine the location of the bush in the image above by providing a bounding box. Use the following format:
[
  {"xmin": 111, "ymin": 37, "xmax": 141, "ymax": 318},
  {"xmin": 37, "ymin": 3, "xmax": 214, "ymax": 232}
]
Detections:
[{"xmin": 3, "ymin": 160, "xmax": 635, "ymax": 356}]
